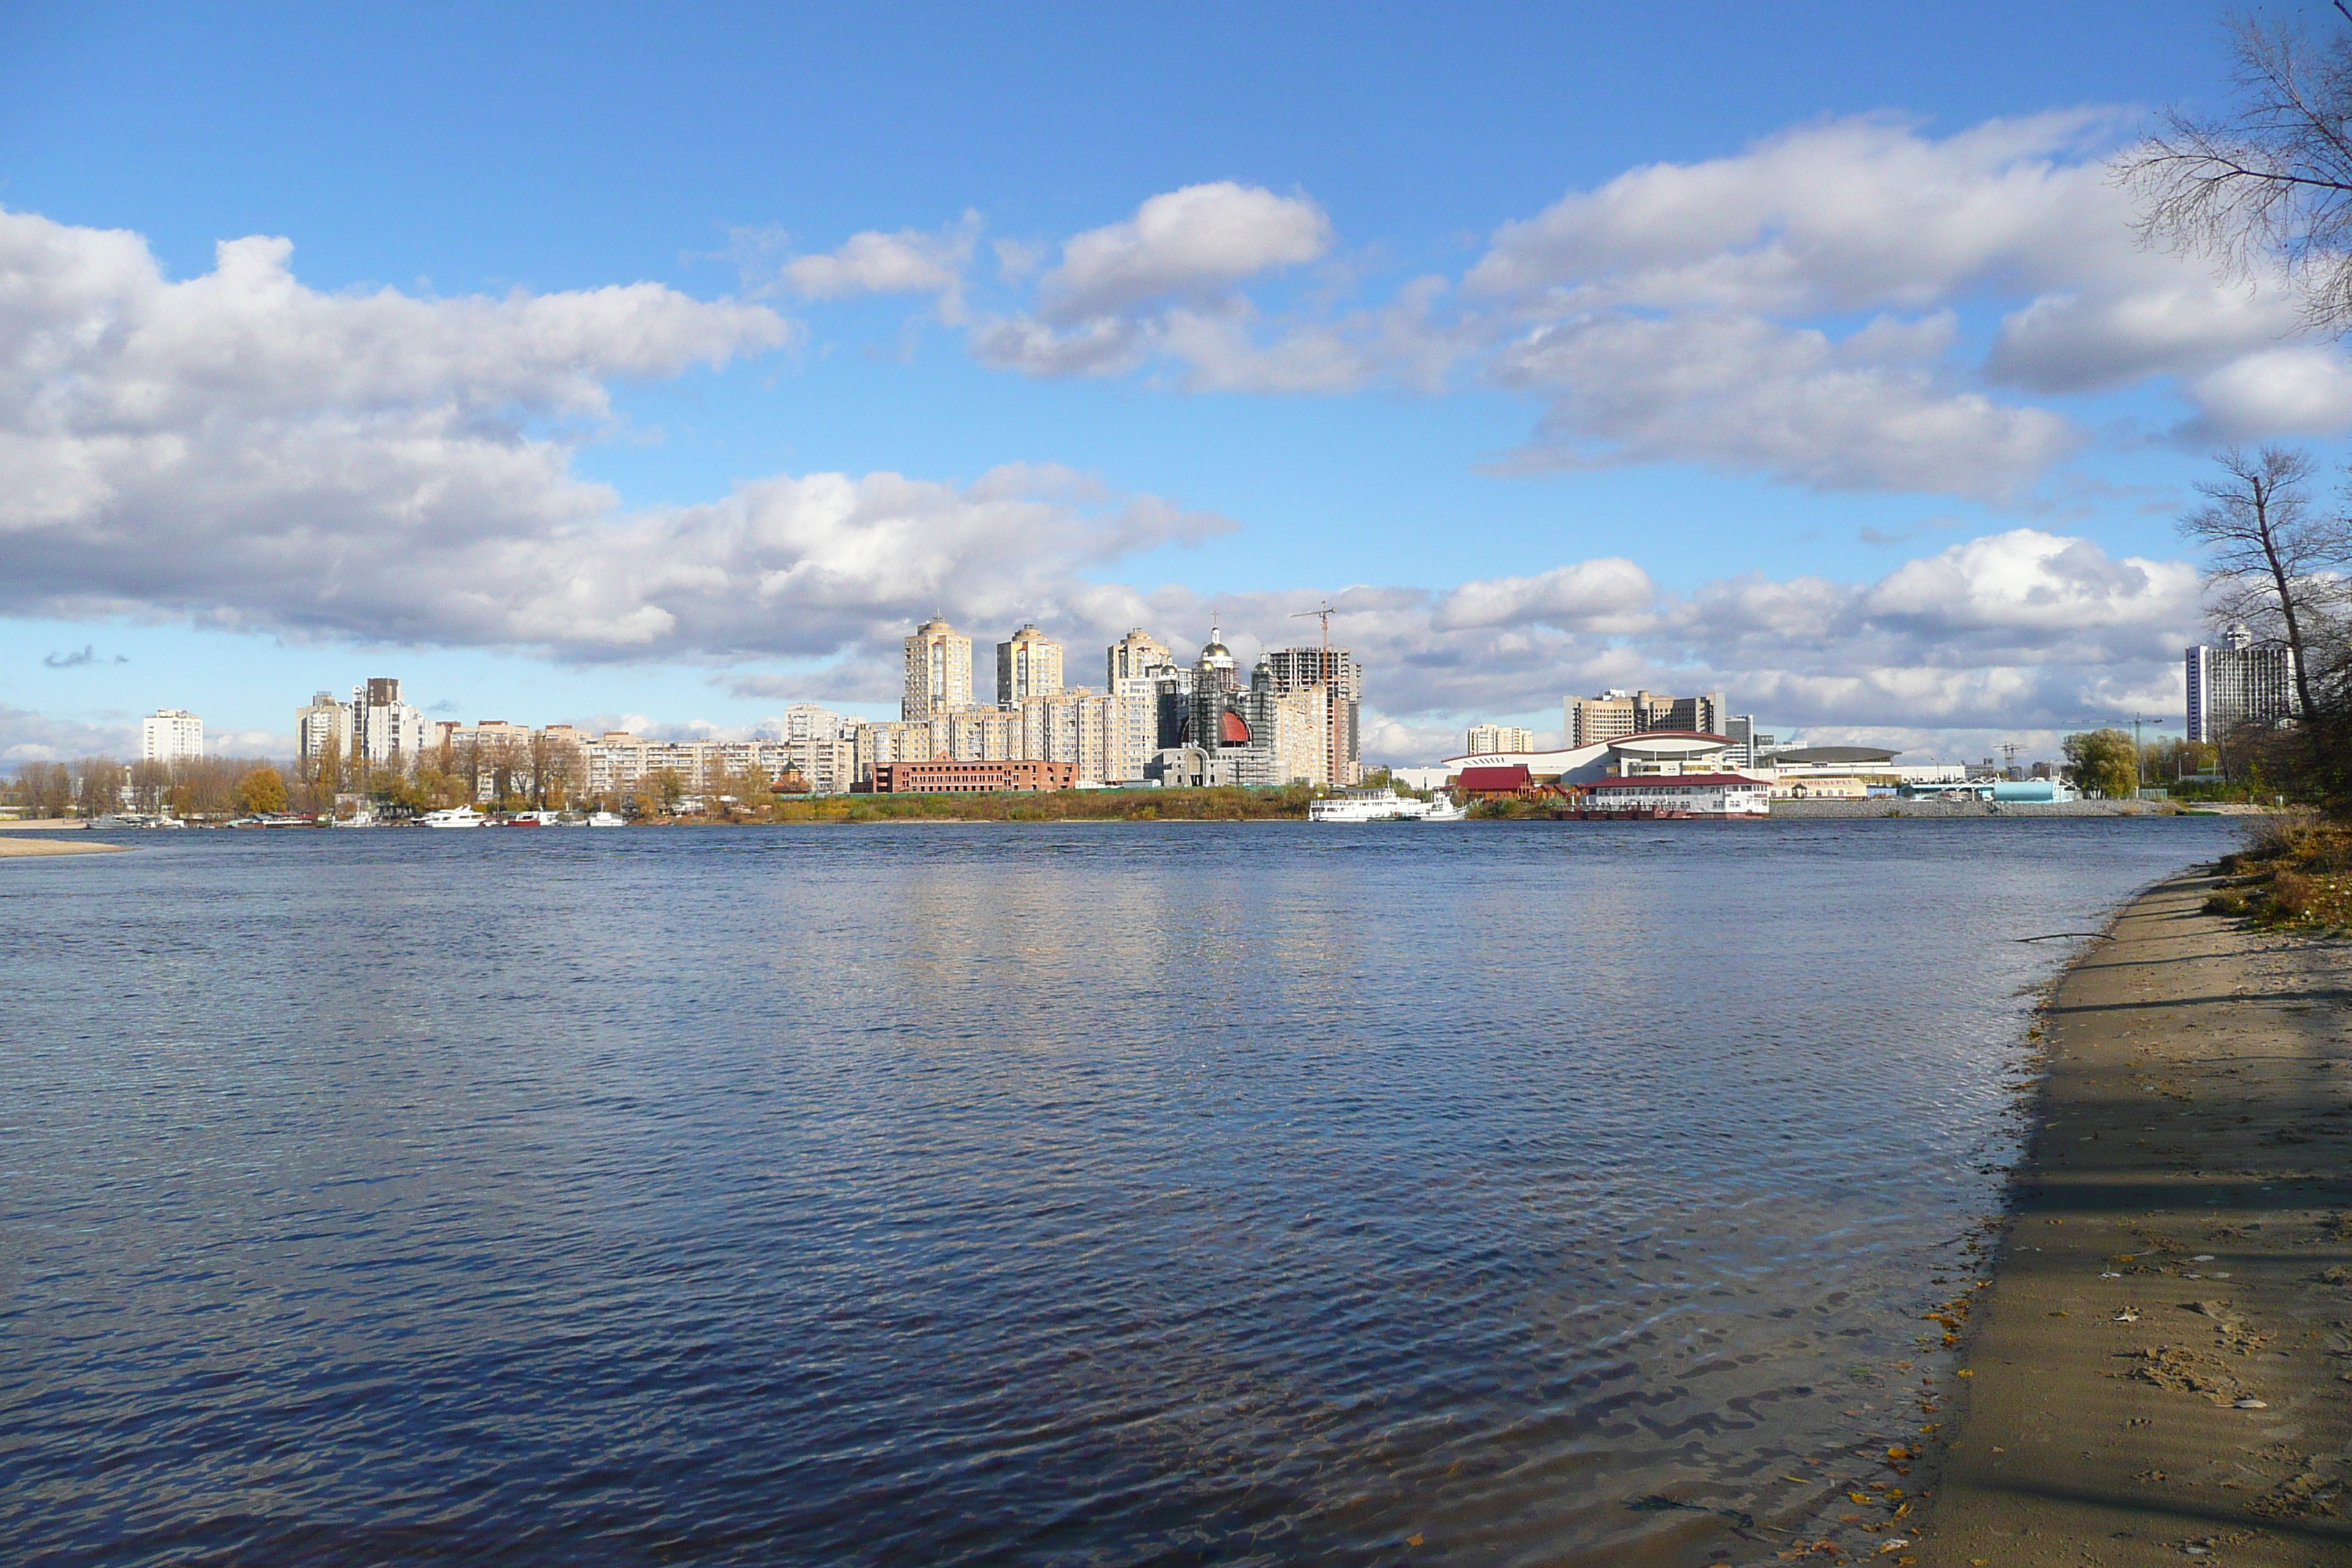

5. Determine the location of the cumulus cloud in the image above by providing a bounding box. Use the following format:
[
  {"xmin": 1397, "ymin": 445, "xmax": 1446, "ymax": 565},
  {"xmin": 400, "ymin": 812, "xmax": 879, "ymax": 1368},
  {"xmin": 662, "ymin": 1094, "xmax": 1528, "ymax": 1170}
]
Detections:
[
  {"xmin": 780, "ymin": 213, "xmax": 981, "ymax": 319},
  {"xmin": 1039, "ymin": 182, "xmax": 1331, "ymax": 320},
  {"xmin": 938, "ymin": 525, "xmax": 2198, "ymax": 764},
  {"xmin": 940, "ymin": 111, "xmax": 2352, "ymax": 495},
  {"xmin": 1489, "ymin": 312, "xmax": 2078, "ymax": 497},
  {"xmin": 0, "ymin": 208, "xmax": 1233, "ymax": 669},
  {"xmin": 1466, "ymin": 111, "xmax": 2122, "ymax": 312},
  {"xmin": 0, "ymin": 207, "xmax": 2217, "ymax": 767},
  {"xmin": 0, "ymin": 704, "xmax": 135, "ymax": 764},
  {"xmin": 969, "ymin": 182, "xmax": 1371, "ymax": 388}
]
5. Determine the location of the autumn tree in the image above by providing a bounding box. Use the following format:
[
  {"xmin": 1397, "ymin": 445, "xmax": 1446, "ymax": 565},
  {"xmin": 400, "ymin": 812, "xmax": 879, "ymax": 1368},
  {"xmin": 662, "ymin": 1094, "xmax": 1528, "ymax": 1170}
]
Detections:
[
  {"xmin": 73, "ymin": 757, "xmax": 126, "ymax": 816},
  {"xmin": 2063, "ymin": 730, "xmax": 2140, "ymax": 800},
  {"xmin": 528, "ymin": 734, "xmax": 585, "ymax": 809},
  {"xmin": 18, "ymin": 761, "xmax": 72, "ymax": 818},
  {"xmin": 648, "ymin": 767, "xmax": 687, "ymax": 816},
  {"xmin": 235, "ymin": 766, "xmax": 289, "ymax": 815}
]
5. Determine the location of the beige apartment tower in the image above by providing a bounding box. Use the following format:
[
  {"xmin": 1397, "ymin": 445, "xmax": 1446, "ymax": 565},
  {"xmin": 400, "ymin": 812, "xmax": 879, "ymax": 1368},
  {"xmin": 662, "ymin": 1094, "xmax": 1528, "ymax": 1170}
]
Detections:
[
  {"xmin": 1564, "ymin": 688, "xmax": 1725, "ymax": 745},
  {"xmin": 903, "ymin": 617, "xmax": 973, "ymax": 721},
  {"xmin": 1106, "ymin": 628, "xmax": 1172, "ymax": 687},
  {"xmin": 1466, "ymin": 724, "xmax": 1535, "ymax": 755},
  {"xmin": 996, "ymin": 624, "xmax": 1064, "ymax": 706}
]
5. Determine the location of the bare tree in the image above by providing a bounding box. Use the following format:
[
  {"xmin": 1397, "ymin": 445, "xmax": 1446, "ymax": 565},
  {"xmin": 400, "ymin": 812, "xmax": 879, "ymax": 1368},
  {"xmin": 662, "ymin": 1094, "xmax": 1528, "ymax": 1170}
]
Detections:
[
  {"xmin": 2182, "ymin": 445, "xmax": 2348, "ymax": 725},
  {"xmin": 2117, "ymin": 5, "xmax": 2352, "ymax": 331}
]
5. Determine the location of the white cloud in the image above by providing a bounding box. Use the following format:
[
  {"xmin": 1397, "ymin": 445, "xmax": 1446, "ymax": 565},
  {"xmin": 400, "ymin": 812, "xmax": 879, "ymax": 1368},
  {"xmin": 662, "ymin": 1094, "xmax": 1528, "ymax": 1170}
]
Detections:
[
  {"xmin": 1040, "ymin": 182, "xmax": 1331, "ymax": 321},
  {"xmin": 1465, "ymin": 111, "xmax": 2122, "ymax": 312},
  {"xmin": 1489, "ymin": 312, "xmax": 2079, "ymax": 497},
  {"xmin": 970, "ymin": 183, "xmax": 1370, "ymax": 390},
  {"xmin": 1431, "ymin": 558, "xmax": 1656, "ymax": 633},
  {"xmin": 0, "ymin": 207, "xmax": 2218, "ymax": 766},
  {"xmin": 0, "ymin": 208, "xmax": 1232, "ymax": 667},
  {"xmin": 939, "ymin": 112, "xmax": 2352, "ymax": 497},
  {"xmin": 0, "ymin": 704, "xmax": 135, "ymax": 764},
  {"xmin": 783, "ymin": 213, "xmax": 980, "ymax": 315}
]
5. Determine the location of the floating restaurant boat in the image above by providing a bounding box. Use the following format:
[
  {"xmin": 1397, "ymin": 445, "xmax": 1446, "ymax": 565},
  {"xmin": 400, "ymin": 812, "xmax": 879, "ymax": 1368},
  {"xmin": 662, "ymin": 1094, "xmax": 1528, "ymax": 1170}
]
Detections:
[
  {"xmin": 1550, "ymin": 774, "xmax": 1771, "ymax": 821},
  {"xmin": 1308, "ymin": 788, "xmax": 1466, "ymax": 823}
]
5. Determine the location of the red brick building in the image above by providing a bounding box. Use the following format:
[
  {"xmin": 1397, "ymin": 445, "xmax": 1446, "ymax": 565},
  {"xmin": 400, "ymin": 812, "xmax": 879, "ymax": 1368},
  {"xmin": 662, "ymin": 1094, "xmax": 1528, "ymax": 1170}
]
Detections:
[{"xmin": 869, "ymin": 759, "xmax": 1080, "ymax": 794}]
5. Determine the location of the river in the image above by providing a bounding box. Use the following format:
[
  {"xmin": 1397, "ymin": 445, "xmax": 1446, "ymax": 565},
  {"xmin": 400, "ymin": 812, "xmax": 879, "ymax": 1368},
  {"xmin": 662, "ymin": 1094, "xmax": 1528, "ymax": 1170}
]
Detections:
[{"xmin": 0, "ymin": 816, "xmax": 2239, "ymax": 1565}]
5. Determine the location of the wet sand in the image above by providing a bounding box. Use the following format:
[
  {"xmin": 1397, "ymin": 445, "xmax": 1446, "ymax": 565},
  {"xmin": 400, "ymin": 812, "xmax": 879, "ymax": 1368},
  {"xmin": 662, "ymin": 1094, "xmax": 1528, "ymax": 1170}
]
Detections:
[
  {"xmin": 0, "ymin": 837, "xmax": 127, "ymax": 857},
  {"xmin": 1920, "ymin": 867, "xmax": 2352, "ymax": 1565}
]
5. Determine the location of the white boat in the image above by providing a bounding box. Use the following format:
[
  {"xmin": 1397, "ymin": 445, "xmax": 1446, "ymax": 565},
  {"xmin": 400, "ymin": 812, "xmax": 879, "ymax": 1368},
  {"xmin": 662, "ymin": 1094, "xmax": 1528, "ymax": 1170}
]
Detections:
[
  {"xmin": 334, "ymin": 810, "xmax": 377, "ymax": 828},
  {"xmin": 86, "ymin": 812, "xmax": 185, "ymax": 830},
  {"xmin": 1308, "ymin": 788, "xmax": 1466, "ymax": 823},
  {"xmin": 420, "ymin": 807, "xmax": 485, "ymax": 829},
  {"xmin": 584, "ymin": 811, "xmax": 627, "ymax": 827}
]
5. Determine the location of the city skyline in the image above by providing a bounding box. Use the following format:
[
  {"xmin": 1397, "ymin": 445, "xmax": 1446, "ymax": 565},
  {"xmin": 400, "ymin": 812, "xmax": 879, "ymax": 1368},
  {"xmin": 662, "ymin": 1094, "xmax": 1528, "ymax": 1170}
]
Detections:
[{"xmin": 1, "ymin": 3, "xmax": 2331, "ymax": 769}]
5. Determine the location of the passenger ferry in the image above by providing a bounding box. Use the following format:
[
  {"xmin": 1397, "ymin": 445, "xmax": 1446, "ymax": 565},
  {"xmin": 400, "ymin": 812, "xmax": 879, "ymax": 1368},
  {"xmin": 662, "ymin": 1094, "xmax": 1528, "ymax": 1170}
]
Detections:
[{"xmin": 1308, "ymin": 788, "xmax": 1466, "ymax": 823}]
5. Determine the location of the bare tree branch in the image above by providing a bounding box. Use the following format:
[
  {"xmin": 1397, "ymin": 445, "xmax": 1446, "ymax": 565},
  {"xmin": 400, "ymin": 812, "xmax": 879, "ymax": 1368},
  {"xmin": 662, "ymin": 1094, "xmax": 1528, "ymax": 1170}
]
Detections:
[{"xmin": 2117, "ymin": 10, "xmax": 2352, "ymax": 331}]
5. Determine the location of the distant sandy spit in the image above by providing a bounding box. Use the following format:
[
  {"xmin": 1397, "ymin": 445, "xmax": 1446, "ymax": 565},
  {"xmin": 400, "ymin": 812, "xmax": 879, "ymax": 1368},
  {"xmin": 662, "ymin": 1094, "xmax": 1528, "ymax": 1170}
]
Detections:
[
  {"xmin": 1918, "ymin": 870, "xmax": 2352, "ymax": 1565},
  {"xmin": 0, "ymin": 837, "xmax": 128, "ymax": 858}
]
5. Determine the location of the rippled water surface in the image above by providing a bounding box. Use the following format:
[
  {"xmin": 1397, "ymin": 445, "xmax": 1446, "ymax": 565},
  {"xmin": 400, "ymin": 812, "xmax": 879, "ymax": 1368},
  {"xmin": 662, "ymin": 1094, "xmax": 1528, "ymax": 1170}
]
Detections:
[{"xmin": 0, "ymin": 818, "xmax": 2237, "ymax": 1565}]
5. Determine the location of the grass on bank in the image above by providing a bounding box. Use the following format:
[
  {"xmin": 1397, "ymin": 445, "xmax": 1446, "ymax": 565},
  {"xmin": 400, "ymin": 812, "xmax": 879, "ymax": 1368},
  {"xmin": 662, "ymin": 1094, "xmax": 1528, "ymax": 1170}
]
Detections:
[{"xmin": 2206, "ymin": 811, "xmax": 2352, "ymax": 928}]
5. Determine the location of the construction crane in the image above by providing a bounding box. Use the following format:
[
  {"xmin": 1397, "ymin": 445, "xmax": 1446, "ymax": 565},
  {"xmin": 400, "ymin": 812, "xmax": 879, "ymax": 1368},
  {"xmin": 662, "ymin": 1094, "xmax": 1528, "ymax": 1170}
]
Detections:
[{"xmin": 1292, "ymin": 600, "xmax": 1346, "ymax": 785}]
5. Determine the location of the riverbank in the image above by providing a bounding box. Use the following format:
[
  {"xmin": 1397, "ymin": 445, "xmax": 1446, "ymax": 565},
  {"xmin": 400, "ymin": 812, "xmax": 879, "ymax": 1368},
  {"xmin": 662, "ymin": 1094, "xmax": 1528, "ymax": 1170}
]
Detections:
[
  {"xmin": 1918, "ymin": 868, "xmax": 2352, "ymax": 1565},
  {"xmin": 1769, "ymin": 799, "xmax": 2272, "ymax": 819},
  {"xmin": 0, "ymin": 837, "xmax": 127, "ymax": 857}
]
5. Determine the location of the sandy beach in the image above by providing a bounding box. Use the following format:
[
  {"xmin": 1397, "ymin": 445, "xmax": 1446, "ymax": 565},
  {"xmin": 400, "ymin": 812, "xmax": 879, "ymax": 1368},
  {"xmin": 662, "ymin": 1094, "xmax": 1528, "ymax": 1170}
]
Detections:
[
  {"xmin": 1920, "ymin": 867, "xmax": 2352, "ymax": 1565},
  {"xmin": 0, "ymin": 837, "xmax": 126, "ymax": 858}
]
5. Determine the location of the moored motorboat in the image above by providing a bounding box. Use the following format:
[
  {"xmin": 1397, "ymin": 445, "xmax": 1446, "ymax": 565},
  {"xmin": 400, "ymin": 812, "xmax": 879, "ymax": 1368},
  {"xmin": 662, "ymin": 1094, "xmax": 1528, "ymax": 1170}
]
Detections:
[
  {"xmin": 420, "ymin": 807, "xmax": 485, "ymax": 829},
  {"xmin": 585, "ymin": 811, "xmax": 626, "ymax": 827}
]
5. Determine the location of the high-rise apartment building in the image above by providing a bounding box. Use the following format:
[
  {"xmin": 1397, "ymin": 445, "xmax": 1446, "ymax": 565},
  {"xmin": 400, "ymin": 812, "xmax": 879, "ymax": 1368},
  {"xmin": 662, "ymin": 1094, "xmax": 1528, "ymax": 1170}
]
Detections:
[
  {"xmin": 1105, "ymin": 628, "xmax": 1183, "ymax": 782},
  {"xmin": 903, "ymin": 617, "xmax": 973, "ymax": 720},
  {"xmin": 1465, "ymin": 724, "xmax": 1534, "ymax": 755},
  {"xmin": 996, "ymin": 624, "xmax": 1063, "ymax": 706},
  {"xmin": 1263, "ymin": 646, "xmax": 1362, "ymax": 785},
  {"xmin": 1107, "ymin": 628, "xmax": 1171, "ymax": 687},
  {"xmin": 1019, "ymin": 690, "xmax": 1117, "ymax": 783},
  {"xmin": 2187, "ymin": 623, "xmax": 2299, "ymax": 744},
  {"xmin": 296, "ymin": 692, "xmax": 349, "ymax": 761},
  {"xmin": 1564, "ymin": 688, "xmax": 1726, "ymax": 745},
  {"xmin": 780, "ymin": 703, "xmax": 848, "ymax": 742},
  {"xmin": 140, "ymin": 709, "xmax": 205, "ymax": 764},
  {"xmin": 1564, "ymin": 691, "xmax": 1642, "ymax": 746},
  {"xmin": 350, "ymin": 677, "xmax": 425, "ymax": 763}
]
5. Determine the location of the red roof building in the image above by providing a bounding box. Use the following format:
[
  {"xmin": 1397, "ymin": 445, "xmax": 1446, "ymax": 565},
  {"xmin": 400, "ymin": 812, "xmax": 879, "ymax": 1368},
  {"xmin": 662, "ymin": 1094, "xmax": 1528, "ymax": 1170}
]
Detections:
[{"xmin": 1453, "ymin": 764, "xmax": 1533, "ymax": 796}]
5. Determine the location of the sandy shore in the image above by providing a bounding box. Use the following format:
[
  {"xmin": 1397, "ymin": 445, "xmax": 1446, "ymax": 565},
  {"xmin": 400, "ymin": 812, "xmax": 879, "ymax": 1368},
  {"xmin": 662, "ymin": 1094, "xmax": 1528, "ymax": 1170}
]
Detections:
[
  {"xmin": 0, "ymin": 837, "xmax": 127, "ymax": 858},
  {"xmin": 1918, "ymin": 867, "xmax": 2352, "ymax": 1565}
]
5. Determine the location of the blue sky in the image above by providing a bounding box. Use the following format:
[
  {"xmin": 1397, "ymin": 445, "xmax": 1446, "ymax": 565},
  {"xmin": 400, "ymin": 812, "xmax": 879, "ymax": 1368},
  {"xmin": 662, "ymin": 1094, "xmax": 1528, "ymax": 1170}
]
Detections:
[{"xmin": 0, "ymin": 1, "xmax": 2338, "ymax": 764}]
